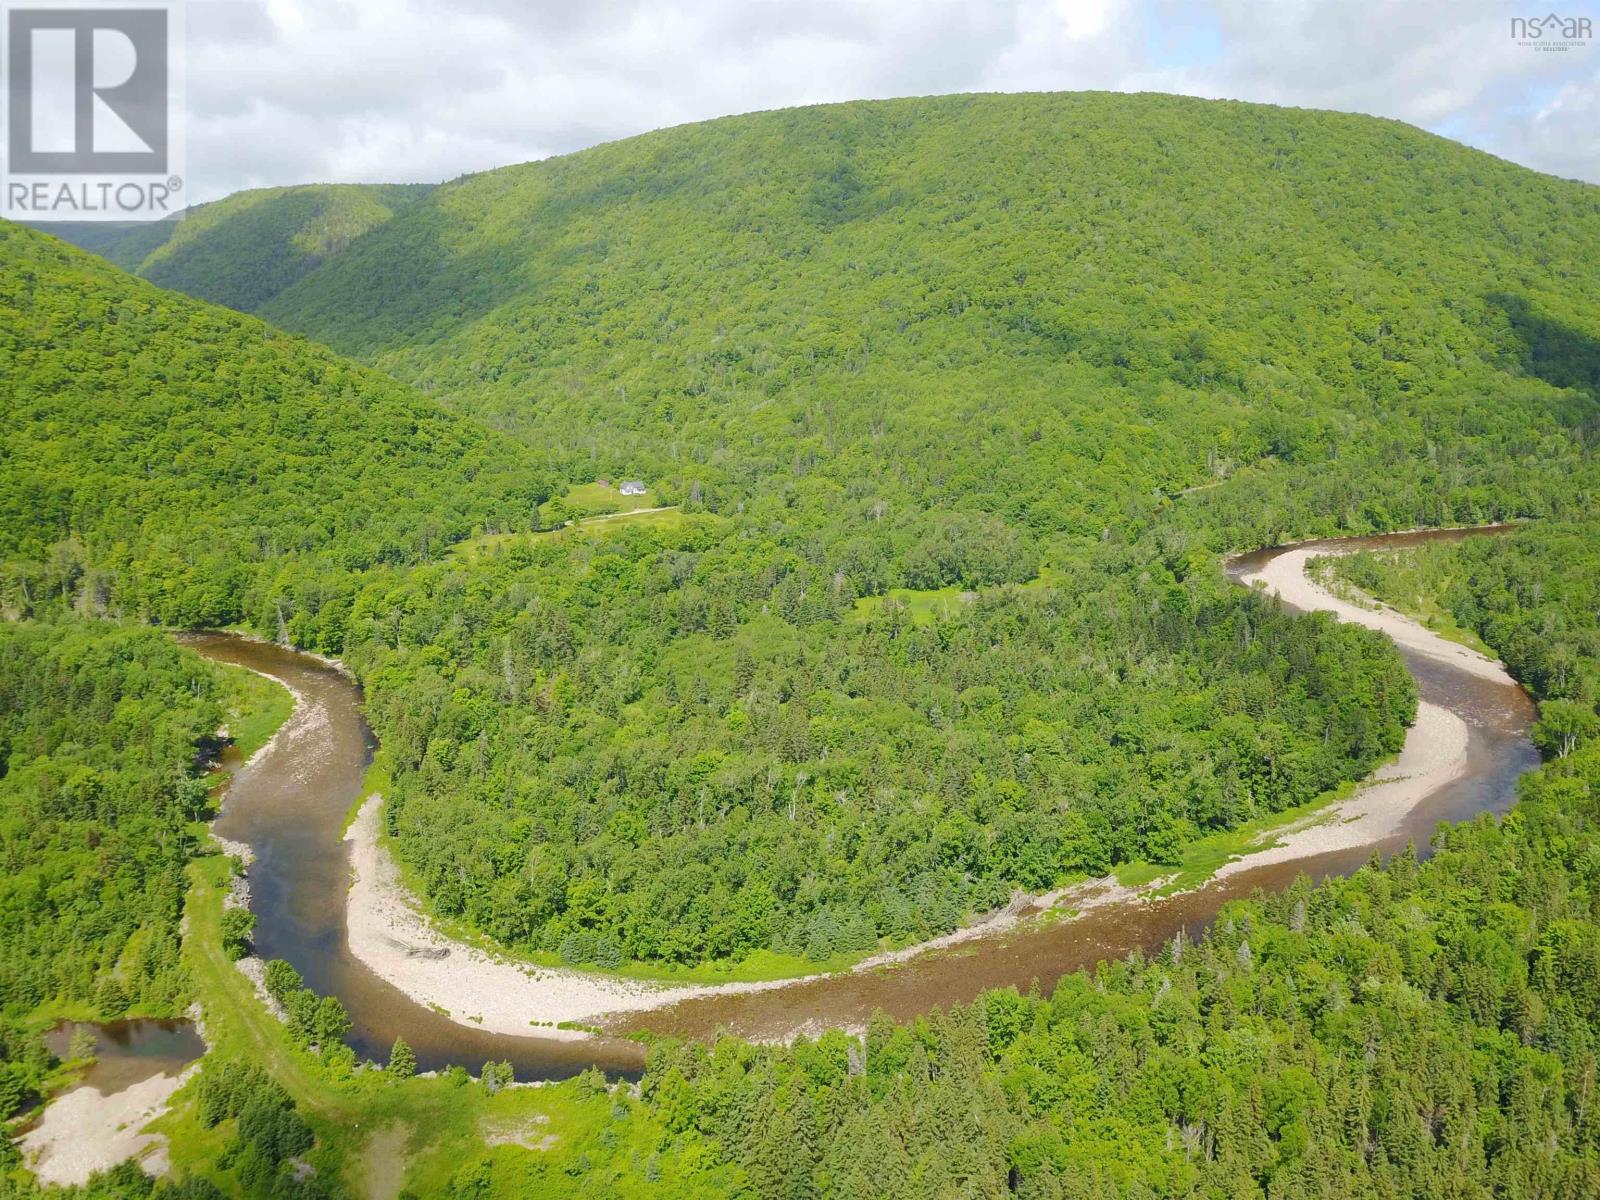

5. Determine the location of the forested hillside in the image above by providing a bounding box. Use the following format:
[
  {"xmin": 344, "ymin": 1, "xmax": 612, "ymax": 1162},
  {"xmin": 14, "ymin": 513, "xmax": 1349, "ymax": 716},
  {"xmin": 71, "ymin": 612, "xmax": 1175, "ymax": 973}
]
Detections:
[
  {"xmin": 0, "ymin": 624, "xmax": 223, "ymax": 1120},
  {"xmin": 2, "ymin": 90, "xmax": 1599, "ymax": 1197},
  {"xmin": 0, "ymin": 223, "xmax": 544, "ymax": 628},
  {"xmin": 262, "ymin": 92, "xmax": 1600, "ymax": 540},
  {"xmin": 8, "ymin": 95, "xmax": 1598, "ymax": 975},
  {"xmin": 43, "ymin": 184, "xmax": 432, "ymax": 314}
]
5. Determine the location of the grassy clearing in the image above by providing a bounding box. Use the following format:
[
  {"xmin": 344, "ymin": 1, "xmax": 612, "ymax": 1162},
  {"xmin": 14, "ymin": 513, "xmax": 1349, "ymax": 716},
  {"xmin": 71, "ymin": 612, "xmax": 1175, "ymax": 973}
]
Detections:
[
  {"xmin": 850, "ymin": 584, "xmax": 972, "ymax": 625},
  {"xmin": 1114, "ymin": 779, "xmax": 1360, "ymax": 894},
  {"xmin": 849, "ymin": 566, "xmax": 1066, "ymax": 626},
  {"xmin": 542, "ymin": 481, "xmax": 658, "ymax": 521},
  {"xmin": 448, "ymin": 530, "xmax": 523, "ymax": 560},
  {"xmin": 448, "ymin": 507, "xmax": 686, "ymax": 562},
  {"xmin": 208, "ymin": 658, "xmax": 294, "ymax": 762},
  {"xmin": 577, "ymin": 506, "xmax": 681, "ymax": 531}
]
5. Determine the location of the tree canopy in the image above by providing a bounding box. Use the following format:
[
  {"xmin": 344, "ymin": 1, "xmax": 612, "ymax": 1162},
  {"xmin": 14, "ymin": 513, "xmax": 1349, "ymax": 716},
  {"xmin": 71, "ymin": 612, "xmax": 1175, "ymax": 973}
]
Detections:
[{"xmin": 42, "ymin": 183, "xmax": 433, "ymax": 314}]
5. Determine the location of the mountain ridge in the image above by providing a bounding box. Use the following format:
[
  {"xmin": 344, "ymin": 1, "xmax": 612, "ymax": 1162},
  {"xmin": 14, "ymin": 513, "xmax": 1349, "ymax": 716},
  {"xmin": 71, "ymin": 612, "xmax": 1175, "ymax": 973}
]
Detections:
[
  {"xmin": 247, "ymin": 92, "xmax": 1600, "ymax": 524},
  {"xmin": 38, "ymin": 181, "xmax": 434, "ymax": 313}
]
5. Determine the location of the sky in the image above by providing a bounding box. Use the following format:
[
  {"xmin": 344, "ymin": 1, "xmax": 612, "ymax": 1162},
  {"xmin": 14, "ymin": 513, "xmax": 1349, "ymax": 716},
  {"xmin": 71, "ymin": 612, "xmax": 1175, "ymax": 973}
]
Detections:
[{"xmin": 187, "ymin": 0, "xmax": 1600, "ymax": 203}]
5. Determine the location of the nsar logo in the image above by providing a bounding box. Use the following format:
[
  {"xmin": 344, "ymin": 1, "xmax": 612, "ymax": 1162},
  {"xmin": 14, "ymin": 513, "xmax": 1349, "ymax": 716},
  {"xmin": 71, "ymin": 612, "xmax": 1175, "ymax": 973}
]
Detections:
[{"xmin": 1511, "ymin": 12, "xmax": 1593, "ymax": 51}]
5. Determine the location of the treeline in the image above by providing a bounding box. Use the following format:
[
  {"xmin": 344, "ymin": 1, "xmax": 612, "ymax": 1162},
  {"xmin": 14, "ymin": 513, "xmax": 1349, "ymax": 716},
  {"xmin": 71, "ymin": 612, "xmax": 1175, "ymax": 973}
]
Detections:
[
  {"xmin": 419, "ymin": 521, "xmax": 1600, "ymax": 1196},
  {"xmin": 260, "ymin": 960, "xmax": 354, "ymax": 1071},
  {"xmin": 1333, "ymin": 519, "xmax": 1600, "ymax": 711},
  {"xmin": 534, "ymin": 487, "xmax": 1600, "ymax": 1199},
  {"xmin": 0, "ymin": 621, "xmax": 225, "ymax": 1122},
  {"xmin": 606, "ymin": 741, "xmax": 1600, "ymax": 1199},
  {"xmin": 194, "ymin": 1067, "xmax": 319, "ymax": 1197}
]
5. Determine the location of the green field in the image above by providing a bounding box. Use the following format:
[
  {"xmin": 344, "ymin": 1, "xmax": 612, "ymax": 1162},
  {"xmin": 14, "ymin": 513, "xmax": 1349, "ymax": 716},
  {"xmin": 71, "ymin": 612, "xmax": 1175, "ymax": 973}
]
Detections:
[
  {"xmin": 539, "ymin": 482, "xmax": 661, "ymax": 524},
  {"xmin": 209, "ymin": 661, "xmax": 294, "ymax": 763},
  {"xmin": 449, "ymin": 504, "xmax": 687, "ymax": 562},
  {"xmin": 848, "ymin": 566, "xmax": 1066, "ymax": 625}
]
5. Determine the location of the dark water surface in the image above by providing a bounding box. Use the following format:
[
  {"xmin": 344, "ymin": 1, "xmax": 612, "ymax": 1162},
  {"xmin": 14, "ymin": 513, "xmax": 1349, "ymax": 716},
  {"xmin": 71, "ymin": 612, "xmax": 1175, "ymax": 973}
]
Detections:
[
  {"xmin": 183, "ymin": 526, "xmax": 1537, "ymax": 1067},
  {"xmin": 43, "ymin": 1019, "xmax": 205, "ymax": 1093}
]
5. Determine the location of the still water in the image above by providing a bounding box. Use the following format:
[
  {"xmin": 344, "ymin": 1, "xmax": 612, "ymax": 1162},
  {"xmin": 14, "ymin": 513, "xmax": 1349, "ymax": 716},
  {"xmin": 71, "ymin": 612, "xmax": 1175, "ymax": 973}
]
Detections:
[{"xmin": 43, "ymin": 1019, "xmax": 205, "ymax": 1093}]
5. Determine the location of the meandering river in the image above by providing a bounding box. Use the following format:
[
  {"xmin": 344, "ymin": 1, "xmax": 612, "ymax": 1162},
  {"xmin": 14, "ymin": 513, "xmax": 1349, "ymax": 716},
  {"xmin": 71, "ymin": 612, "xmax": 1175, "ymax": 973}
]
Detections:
[
  {"xmin": 184, "ymin": 526, "xmax": 1537, "ymax": 1075},
  {"xmin": 183, "ymin": 633, "xmax": 648, "ymax": 1078}
]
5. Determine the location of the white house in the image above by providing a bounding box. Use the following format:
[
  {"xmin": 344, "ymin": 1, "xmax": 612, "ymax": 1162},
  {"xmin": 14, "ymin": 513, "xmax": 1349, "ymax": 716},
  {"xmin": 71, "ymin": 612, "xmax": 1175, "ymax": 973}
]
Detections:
[{"xmin": 619, "ymin": 480, "xmax": 647, "ymax": 496}]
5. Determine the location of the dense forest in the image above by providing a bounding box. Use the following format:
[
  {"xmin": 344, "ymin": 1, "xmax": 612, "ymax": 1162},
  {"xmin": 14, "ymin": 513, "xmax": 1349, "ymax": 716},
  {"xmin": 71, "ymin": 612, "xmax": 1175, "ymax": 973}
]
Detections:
[
  {"xmin": 8, "ymin": 95, "xmax": 1600, "ymax": 971},
  {"xmin": 260, "ymin": 92, "xmax": 1600, "ymax": 528},
  {"xmin": 612, "ymin": 728, "xmax": 1600, "ymax": 1199},
  {"xmin": 0, "ymin": 223, "xmax": 545, "ymax": 629},
  {"xmin": 246, "ymin": 93, "xmax": 1600, "ymax": 971},
  {"xmin": 43, "ymin": 184, "xmax": 433, "ymax": 314},
  {"xmin": 2, "ymin": 90, "xmax": 1600, "ymax": 1195},
  {"xmin": 347, "ymin": 521, "xmax": 1412, "ymax": 967},
  {"xmin": 559, "ymin": 506, "xmax": 1600, "ymax": 1200},
  {"xmin": 10, "ymin": 516, "xmax": 1594, "ymax": 1199},
  {"xmin": 0, "ymin": 623, "xmax": 221, "ymax": 1121},
  {"xmin": 644, "ymin": 823, "xmax": 1588, "ymax": 1198}
]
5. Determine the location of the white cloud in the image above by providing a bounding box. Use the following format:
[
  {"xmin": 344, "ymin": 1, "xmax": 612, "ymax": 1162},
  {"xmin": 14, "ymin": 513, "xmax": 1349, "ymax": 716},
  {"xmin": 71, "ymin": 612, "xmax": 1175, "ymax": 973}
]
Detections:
[
  {"xmin": 181, "ymin": 0, "xmax": 1600, "ymax": 202},
  {"xmin": 1507, "ymin": 72, "xmax": 1600, "ymax": 180}
]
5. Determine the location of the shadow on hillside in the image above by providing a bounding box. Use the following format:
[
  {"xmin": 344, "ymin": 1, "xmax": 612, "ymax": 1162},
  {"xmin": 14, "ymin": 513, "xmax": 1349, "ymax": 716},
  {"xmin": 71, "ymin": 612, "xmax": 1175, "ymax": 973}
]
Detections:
[{"xmin": 1488, "ymin": 292, "xmax": 1600, "ymax": 401}]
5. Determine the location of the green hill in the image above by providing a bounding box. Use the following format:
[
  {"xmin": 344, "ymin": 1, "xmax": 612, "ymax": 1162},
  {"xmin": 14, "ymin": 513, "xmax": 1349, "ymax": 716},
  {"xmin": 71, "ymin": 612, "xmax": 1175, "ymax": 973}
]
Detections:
[
  {"xmin": 259, "ymin": 92, "xmax": 1600, "ymax": 538},
  {"xmin": 0, "ymin": 220, "xmax": 543, "ymax": 628},
  {"xmin": 41, "ymin": 182, "xmax": 433, "ymax": 314},
  {"xmin": 8, "ymin": 91, "xmax": 1600, "ymax": 975}
]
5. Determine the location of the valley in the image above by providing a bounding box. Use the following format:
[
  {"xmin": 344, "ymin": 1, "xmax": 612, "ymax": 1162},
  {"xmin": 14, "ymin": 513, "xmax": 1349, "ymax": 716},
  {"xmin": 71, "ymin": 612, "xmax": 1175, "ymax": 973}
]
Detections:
[
  {"xmin": 171, "ymin": 527, "xmax": 1534, "ymax": 1071},
  {"xmin": 3, "ymin": 90, "xmax": 1599, "ymax": 1198}
]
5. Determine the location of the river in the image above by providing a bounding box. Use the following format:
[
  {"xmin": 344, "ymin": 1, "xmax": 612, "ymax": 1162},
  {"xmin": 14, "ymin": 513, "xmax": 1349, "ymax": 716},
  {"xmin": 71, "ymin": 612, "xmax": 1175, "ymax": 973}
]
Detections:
[
  {"xmin": 183, "ymin": 633, "xmax": 648, "ymax": 1079},
  {"xmin": 184, "ymin": 526, "xmax": 1537, "ymax": 1073}
]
